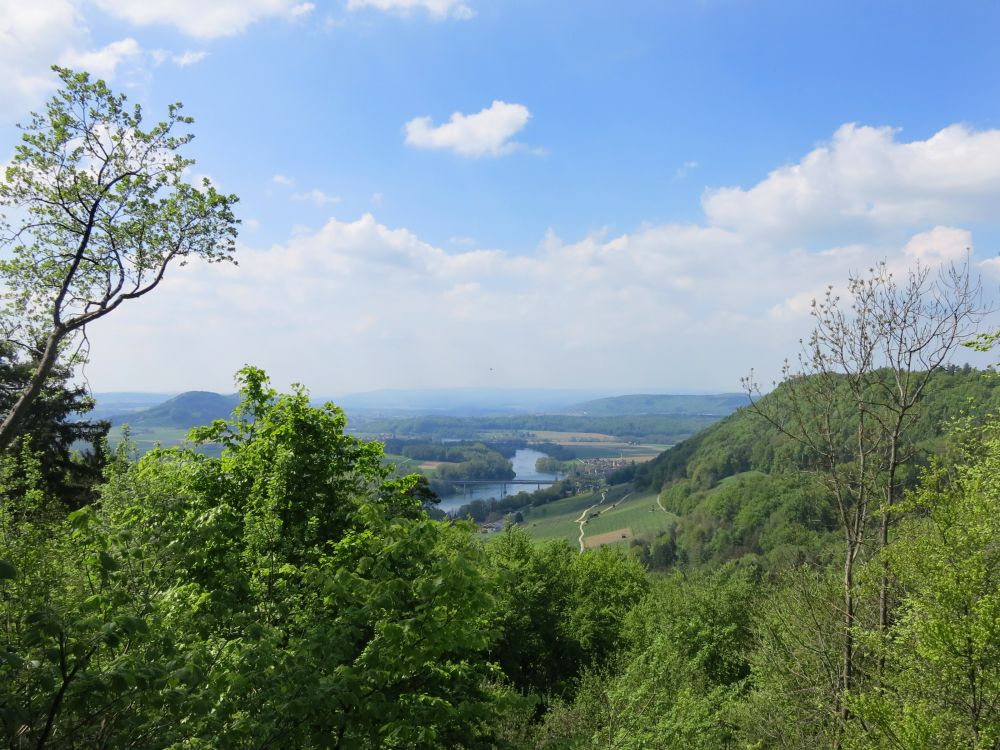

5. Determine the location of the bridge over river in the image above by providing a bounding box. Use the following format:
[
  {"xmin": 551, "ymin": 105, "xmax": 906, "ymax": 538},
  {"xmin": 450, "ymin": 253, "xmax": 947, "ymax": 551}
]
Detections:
[{"xmin": 449, "ymin": 478, "xmax": 560, "ymax": 496}]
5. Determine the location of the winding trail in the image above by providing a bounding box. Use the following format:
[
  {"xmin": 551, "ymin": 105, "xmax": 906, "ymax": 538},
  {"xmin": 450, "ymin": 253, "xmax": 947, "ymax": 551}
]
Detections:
[
  {"xmin": 655, "ymin": 491, "xmax": 667, "ymax": 513},
  {"xmin": 576, "ymin": 489, "xmax": 606, "ymax": 552},
  {"xmin": 576, "ymin": 490, "xmax": 633, "ymax": 553}
]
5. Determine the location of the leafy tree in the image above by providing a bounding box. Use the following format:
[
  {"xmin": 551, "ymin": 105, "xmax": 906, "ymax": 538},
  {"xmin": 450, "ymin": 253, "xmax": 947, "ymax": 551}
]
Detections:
[
  {"xmin": 851, "ymin": 416, "xmax": 1000, "ymax": 749},
  {"xmin": 0, "ymin": 67, "xmax": 238, "ymax": 450},
  {"xmin": 1, "ymin": 369, "xmax": 503, "ymax": 748},
  {"xmin": 486, "ymin": 527, "xmax": 648, "ymax": 703},
  {"xmin": 0, "ymin": 343, "xmax": 107, "ymax": 507},
  {"xmin": 737, "ymin": 566, "xmax": 846, "ymax": 750},
  {"xmin": 0, "ymin": 446, "xmax": 154, "ymax": 750},
  {"xmin": 540, "ymin": 568, "xmax": 755, "ymax": 749},
  {"xmin": 743, "ymin": 261, "xmax": 982, "ymax": 736},
  {"xmin": 487, "ymin": 530, "xmax": 578, "ymax": 698}
]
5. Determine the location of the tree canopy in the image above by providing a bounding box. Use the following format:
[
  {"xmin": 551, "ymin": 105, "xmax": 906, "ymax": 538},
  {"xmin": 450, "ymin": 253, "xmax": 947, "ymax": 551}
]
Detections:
[{"xmin": 0, "ymin": 67, "xmax": 238, "ymax": 450}]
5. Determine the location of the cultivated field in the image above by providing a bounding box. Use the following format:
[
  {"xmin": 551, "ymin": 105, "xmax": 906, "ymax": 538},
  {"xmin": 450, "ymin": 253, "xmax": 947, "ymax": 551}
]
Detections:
[
  {"xmin": 518, "ymin": 487, "xmax": 675, "ymax": 549},
  {"xmin": 108, "ymin": 425, "xmax": 194, "ymax": 454},
  {"xmin": 517, "ymin": 490, "xmax": 606, "ymax": 545},
  {"xmin": 527, "ymin": 430, "xmax": 670, "ymax": 461},
  {"xmin": 584, "ymin": 528, "xmax": 633, "ymax": 549},
  {"xmin": 581, "ymin": 494, "xmax": 676, "ymax": 540}
]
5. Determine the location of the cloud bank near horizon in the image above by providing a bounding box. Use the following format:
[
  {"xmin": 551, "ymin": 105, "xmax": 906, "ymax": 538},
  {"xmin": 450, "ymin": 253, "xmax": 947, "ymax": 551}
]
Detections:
[{"xmin": 86, "ymin": 122, "xmax": 1000, "ymax": 394}]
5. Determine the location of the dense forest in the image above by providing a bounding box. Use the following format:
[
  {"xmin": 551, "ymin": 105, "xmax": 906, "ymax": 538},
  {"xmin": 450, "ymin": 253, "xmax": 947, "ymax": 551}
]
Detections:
[{"xmin": 3, "ymin": 70, "xmax": 1000, "ymax": 750}]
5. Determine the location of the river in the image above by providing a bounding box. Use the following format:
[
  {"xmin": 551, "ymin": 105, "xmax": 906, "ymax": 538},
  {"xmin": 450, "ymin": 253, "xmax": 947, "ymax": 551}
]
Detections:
[{"xmin": 437, "ymin": 447, "xmax": 561, "ymax": 514}]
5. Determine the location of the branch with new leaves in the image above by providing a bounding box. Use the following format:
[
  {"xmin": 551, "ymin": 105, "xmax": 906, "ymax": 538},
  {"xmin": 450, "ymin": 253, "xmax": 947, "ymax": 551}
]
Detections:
[{"xmin": 0, "ymin": 67, "xmax": 239, "ymax": 451}]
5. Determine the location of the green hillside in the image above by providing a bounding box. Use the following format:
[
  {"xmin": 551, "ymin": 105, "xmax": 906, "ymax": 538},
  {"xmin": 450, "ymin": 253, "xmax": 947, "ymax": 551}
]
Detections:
[{"xmin": 626, "ymin": 368, "xmax": 1000, "ymax": 570}]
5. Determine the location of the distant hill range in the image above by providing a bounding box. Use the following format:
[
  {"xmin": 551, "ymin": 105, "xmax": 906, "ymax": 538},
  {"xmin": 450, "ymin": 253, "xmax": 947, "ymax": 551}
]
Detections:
[
  {"xmin": 565, "ymin": 393, "xmax": 750, "ymax": 416},
  {"xmin": 333, "ymin": 388, "xmax": 613, "ymax": 416},
  {"xmin": 89, "ymin": 392, "xmax": 176, "ymax": 421},
  {"xmin": 101, "ymin": 388, "xmax": 749, "ymax": 432},
  {"xmin": 109, "ymin": 391, "xmax": 240, "ymax": 429}
]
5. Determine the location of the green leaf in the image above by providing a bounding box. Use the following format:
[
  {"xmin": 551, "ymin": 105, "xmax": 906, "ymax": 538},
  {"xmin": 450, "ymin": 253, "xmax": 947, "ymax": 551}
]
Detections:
[
  {"xmin": 98, "ymin": 551, "xmax": 120, "ymax": 572},
  {"xmin": 0, "ymin": 558, "xmax": 18, "ymax": 580}
]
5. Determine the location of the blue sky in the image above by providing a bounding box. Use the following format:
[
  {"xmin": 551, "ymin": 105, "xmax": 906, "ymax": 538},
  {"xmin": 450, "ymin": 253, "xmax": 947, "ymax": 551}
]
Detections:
[{"xmin": 3, "ymin": 0, "xmax": 1000, "ymax": 395}]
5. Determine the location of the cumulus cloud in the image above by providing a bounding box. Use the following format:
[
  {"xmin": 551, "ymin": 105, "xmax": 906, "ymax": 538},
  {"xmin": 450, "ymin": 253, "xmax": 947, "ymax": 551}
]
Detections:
[
  {"xmin": 78, "ymin": 121, "xmax": 1000, "ymax": 392},
  {"xmin": 60, "ymin": 37, "xmax": 142, "ymax": 79},
  {"xmin": 0, "ymin": 1, "xmax": 221, "ymax": 118},
  {"xmin": 272, "ymin": 174, "xmax": 296, "ymax": 187},
  {"xmin": 91, "ymin": 0, "xmax": 314, "ymax": 39},
  {"xmin": 347, "ymin": 0, "xmax": 474, "ymax": 20},
  {"xmin": 902, "ymin": 225, "xmax": 972, "ymax": 264},
  {"xmin": 703, "ymin": 124, "xmax": 1000, "ymax": 241},
  {"xmin": 404, "ymin": 101, "xmax": 533, "ymax": 157},
  {"xmin": 0, "ymin": 0, "xmax": 92, "ymax": 116},
  {"xmin": 82, "ymin": 213, "xmax": 902, "ymax": 392}
]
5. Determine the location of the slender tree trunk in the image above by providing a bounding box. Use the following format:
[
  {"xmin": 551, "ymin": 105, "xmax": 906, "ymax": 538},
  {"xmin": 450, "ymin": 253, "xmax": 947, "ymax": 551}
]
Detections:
[
  {"xmin": 878, "ymin": 441, "xmax": 900, "ymax": 677},
  {"xmin": 0, "ymin": 329, "xmax": 66, "ymax": 452},
  {"xmin": 840, "ymin": 545, "xmax": 855, "ymax": 704}
]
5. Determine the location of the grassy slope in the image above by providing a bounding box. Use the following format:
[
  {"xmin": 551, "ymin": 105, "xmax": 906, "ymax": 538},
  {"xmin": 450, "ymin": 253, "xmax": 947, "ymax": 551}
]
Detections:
[
  {"xmin": 517, "ymin": 487, "xmax": 676, "ymax": 549},
  {"xmin": 582, "ymin": 491, "xmax": 676, "ymax": 539}
]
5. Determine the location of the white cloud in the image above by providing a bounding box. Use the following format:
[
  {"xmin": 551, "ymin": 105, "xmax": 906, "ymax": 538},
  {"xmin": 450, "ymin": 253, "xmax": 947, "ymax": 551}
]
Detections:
[
  {"xmin": 703, "ymin": 124, "xmax": 1000, "ymax": 241},
  {"xmin": 0, "ymin": 0, "xmax": 88, "ymax": 116},
  {"xmin": 171, "ymin": 50, "xmax": 208, "ymax": 66},
  {"xmin": 347, "ymin": 0, "xmax": 474, "ymax": 20},
  {"xmin": 77, "ymin": 213, "xmax": 895, "ymax": 392},
  {"xmin": 272, "ymin": 174, "xmax": 296, "ymax": 187},
  {"xmin": 902, "ymin": 225, "xmax": 972, "ymax": 264},
  {"xmin": 91, "ymin": 0, "xmax": 314, "ymax": 39},
  {"xmin": 77, "ymin": 120, "xmax": 1000, "ymax": 392},
  {"xmin": 404, "ymin": 101, "xmax": 533, "ymax": 157},
  {"xmin": 60, "ymin": 37, "xmax": 142, "ymax": 79},
  {"xmin": 291, "ymin": 188, "xmax": 341, "ymax": 206},
  {"xmin": 0, "ymin": 0, "xmax": 168, "ymax": 119},
  {"xmin": 0, "ymin": 0, "xmax": 298, "ymax": 115}
]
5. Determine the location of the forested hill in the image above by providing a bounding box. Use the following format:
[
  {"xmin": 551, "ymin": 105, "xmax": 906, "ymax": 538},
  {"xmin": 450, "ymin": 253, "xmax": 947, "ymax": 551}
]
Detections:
[
  {"xmin": 626, "ymin": 368, "xmax": 1000, "ymax": 569},
  {"xmin": 109, "ymin": 391, "xmax": 240, "ymax": 429},
  {"xmin": 566, "ymin": 392, "xmax": 749, "ymax": 416}
]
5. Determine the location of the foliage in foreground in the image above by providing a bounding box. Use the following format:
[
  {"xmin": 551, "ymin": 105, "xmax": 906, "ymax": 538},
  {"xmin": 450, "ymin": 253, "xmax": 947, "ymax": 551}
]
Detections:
[
  {"xmin": 4, "ymin": 368, "xmax": 1000, "ymax": 749},
  {"xmin": 0, "ymin": 368, "xmax": 503, "ymax": 749}
]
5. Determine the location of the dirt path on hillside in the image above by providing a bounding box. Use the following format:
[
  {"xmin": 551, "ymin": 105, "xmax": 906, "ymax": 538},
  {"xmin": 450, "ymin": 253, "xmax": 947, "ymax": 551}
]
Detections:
[
  {"xmin": 656, "ymin": 491, "xmax": 666, "ymax": 513},
  {"xmin": 576, "ymin": 490, "xmax": 632, "ymax": 552},
  {"xmin": 576, "ymin": 489, "xmax": 606, "ymax": 553}
]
